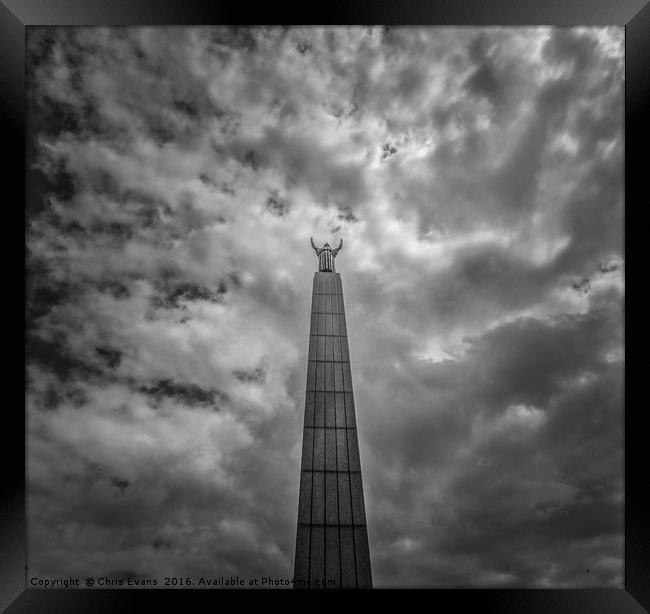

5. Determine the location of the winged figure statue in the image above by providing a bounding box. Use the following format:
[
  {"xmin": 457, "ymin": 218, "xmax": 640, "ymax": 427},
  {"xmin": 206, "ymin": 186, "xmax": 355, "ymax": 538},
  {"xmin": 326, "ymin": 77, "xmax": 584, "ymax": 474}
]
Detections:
[{"xmin": 310, "ymin": 237, "xmax": 343, "ymax": 272}]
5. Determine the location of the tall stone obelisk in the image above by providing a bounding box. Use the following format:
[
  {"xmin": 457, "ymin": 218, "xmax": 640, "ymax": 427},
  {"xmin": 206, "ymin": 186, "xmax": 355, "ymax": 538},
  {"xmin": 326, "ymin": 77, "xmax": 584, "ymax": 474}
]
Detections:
[{"xmin": 293, "ymin": 238, "xmax": 372, "ymax": 589}]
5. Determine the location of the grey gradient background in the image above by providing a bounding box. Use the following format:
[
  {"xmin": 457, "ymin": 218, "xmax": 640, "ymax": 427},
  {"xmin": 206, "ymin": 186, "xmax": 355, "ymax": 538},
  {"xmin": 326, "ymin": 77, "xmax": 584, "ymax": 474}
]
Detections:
[{"xmin": 25, "ymin": 25, "xmax": 624, "ymax": 588}]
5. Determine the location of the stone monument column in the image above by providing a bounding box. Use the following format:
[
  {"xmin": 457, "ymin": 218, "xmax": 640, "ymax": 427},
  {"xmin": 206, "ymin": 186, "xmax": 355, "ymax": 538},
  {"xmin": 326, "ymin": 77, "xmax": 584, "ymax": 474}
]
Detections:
[{"xmin": 293, "ymin": 238, "xmax": 372, "ymax": 589}]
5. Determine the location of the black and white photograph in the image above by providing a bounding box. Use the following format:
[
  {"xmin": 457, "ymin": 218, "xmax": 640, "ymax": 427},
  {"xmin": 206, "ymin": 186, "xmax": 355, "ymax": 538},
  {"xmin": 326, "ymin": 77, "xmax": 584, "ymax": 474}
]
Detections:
[{"xmin": 26, "ymin": 25, "xmax": 624, "ymax": 589}]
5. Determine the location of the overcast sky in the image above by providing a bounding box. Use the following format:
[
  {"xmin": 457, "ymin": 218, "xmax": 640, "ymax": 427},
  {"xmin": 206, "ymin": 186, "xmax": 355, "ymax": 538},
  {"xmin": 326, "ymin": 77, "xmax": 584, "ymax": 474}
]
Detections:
[{"xmin": 26, "ymin": 26, "xmax": 624, "ymax": 587}]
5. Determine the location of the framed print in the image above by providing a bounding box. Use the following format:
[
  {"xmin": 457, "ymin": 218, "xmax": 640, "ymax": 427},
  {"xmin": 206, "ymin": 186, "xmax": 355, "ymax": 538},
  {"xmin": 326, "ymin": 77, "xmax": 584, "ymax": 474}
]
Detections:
[{"xmin": 4, "ymin": 0, "xmax": 648, "ymax": 611}]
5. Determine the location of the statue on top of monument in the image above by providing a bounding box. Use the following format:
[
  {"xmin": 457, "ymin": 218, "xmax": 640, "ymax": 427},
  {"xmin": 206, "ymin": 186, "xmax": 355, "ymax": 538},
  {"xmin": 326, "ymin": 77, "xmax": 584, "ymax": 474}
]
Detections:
[{"xmin": 310, "ymin": 237, "xmax": 343, "ymax": 272}]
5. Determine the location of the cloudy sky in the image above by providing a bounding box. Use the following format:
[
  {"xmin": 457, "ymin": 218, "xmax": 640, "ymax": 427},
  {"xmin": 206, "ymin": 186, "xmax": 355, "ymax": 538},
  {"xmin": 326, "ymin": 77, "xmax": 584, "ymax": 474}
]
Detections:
[{"xmin": 26, "ymin": 26, "xmax": 624, "ymax": 588}]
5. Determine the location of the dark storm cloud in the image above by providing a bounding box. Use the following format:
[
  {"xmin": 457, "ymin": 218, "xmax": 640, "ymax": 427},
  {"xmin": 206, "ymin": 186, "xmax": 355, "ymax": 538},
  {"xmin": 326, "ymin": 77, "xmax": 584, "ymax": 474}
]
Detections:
[
  {"xmin": 233, "ymin": 368, "xmax": 266, "ymax": 385},
  {"xmin": 381, "ymin": 143, "xmax": 398, "ymax": 160},
  {"xmin": 410, "ymin": 307, "xmax": 619, "ymax": 411},
  {"xmin": 361, "ymin": 304, "xmax": 620, "ymax": 469},
  {"xmin": 404, "ymin": 243, "xmax": 554, "ymax": 331},
  {"xmin": 152, "ymin": 280, "xmax": 226, "ymax": 309},
  {"xmin": 227, "ymin": 126, "xmax": 371, "ymax": 206},
  {"xmin": 139, "ymin": 379, "xmax": 224, "ymax": 407},
  {"xmin": 465, "ymin": 35, "xmax": 505, "ymax": 106},
  {"xmin": 386, "ymin": 27, "xmax": 623, "ymax": 264},
  {"xmin": 359, "ymin": 308, "xmax": 622, "ymax": 587},
  {"xmin": 95, "ymin": 346, "xmax": 122, "ymax": 369},
  {"xmin": 26, "ymin": 26, "xmax": 623, "ymax": 588},
  {"xmin": 435, "ymin": 361, "xmax": 622, "ymax": 585},
  {"xmin": 265, "ymin": 190, "xmax": 289, "ymax": 217}
]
